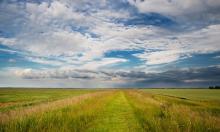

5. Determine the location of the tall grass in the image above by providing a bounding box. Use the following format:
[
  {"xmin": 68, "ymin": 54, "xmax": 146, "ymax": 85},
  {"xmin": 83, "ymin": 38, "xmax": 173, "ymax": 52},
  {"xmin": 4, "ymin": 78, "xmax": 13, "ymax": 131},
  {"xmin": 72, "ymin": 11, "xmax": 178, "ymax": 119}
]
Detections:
[
  {"xmin": 126, "ymin": 90, "xmax": 220, "ymax": 132},
  {"xmin": 0, "ymin": 89, "xmax": 220, "ymax": 132},
  {"xmin": 0, "ymin": 91, "xmax": 115, "ymax": 132},
  {"xmin": 0, "ymin": 88, "xmax": 99, "ymax": 112}
]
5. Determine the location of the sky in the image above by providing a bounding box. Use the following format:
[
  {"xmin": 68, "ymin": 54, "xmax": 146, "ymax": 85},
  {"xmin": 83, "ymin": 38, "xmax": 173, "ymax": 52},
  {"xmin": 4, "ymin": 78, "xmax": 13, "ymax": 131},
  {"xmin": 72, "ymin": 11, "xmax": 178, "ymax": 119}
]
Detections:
[{"xmin": 0, "ymin": 0, "xmax": 220, "ymax": 88}]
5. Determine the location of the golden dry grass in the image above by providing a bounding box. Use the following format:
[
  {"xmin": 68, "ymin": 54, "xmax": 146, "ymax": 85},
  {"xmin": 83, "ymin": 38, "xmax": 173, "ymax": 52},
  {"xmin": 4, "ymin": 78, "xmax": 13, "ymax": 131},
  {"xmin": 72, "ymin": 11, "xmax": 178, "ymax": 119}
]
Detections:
[{"xmin": 0, "ymin": 91, "xmax": 110, "ymax": 123}]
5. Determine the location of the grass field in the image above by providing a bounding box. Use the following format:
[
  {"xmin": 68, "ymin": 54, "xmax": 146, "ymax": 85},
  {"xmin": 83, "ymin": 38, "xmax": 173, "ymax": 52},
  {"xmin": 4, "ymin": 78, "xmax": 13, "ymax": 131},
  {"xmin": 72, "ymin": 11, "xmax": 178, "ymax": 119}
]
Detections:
[
  {"xmin": 0, "ymin": 88, "xmax": 219, "ymax": 132},
  {"xmin": 0, "ymin": 88, "xmax": 100, "ymax": 112}
]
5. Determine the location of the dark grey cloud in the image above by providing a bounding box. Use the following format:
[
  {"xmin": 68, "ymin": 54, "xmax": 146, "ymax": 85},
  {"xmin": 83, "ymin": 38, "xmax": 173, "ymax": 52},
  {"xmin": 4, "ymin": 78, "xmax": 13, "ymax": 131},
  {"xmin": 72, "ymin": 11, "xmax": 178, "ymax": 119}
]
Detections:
[
  {"xmin": 16, "ymin": 66, "xmax": 220, "ymax": 88},
  {"xmin": 117, "ymin": 66, "xmax": 220, "ymax": 87}
]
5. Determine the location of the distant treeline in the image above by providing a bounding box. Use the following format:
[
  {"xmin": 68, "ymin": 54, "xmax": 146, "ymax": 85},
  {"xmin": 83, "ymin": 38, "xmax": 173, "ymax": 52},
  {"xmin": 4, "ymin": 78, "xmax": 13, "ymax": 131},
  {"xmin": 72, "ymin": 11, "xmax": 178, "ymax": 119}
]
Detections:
[{"xmin": 209, "ymin": 86, "xmax": 220, "ymax": 89}]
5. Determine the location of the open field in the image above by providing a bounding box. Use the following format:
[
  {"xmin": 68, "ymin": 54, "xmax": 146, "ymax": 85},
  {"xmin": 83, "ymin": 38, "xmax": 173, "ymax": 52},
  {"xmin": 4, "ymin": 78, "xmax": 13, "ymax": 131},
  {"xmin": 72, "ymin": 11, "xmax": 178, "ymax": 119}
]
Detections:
[
  {"xmin": 0, "ymin": 88, "xmax": 220, "ymax": 132},
  {"xmin": 0, "ymin": 88, "xmax": 100, "ymax": 112},
  {"xmin": 142, "ymin": 89, "xmax": 220, "ymax": 100}
]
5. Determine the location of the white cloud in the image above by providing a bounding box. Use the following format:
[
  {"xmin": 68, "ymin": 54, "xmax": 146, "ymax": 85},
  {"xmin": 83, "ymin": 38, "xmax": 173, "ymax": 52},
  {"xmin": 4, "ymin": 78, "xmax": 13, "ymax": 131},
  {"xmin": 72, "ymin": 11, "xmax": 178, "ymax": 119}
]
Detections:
[
  {"xmin": 214, "ymin": 56, "xmax": 220, "ymax": 59},
  {"xmin": 8, "ymin": 59, "xmax": 16, "ymax": 63},
  {"xmin": 20, "ymin": 30, "xmax": 90, "ymax": 56},
  {"xmin": 0, "ymin": 0, "xmax": 220, "ymax": 72},
  {"xmin": 26, "ymin": 1, "xmax": 86, "ymax": 24},
  {"xmin": 81, "ymin": 58, "xmax": 128, "ymax": 70},
  {"xmin": 180, "ymin": 24, "xmax": 220, "ymax": 54},
  {"xmin": 0, "ymin": 48, "xmax": 18, "ymax": 54},
  {"xmin": 0, "ymin": 0, "xmax": 220, "ymax": 88},
  {"xmin": 135, "ymin": 50, "xmax": 181, "ymax": 65},
  {"xmin": 25, "ymin": 56, "xmax": 64, "ymax": 66},
  {"xmin": 127, "ymin": 0, "xmax": 220, "ymax": 17},
  {"xmin": 0, "ymin": 37, "xmax": 16, "ymax": 46},
  {"xmin": 134, "ymin": 24, "xmax": 220, "ymax": 65}
]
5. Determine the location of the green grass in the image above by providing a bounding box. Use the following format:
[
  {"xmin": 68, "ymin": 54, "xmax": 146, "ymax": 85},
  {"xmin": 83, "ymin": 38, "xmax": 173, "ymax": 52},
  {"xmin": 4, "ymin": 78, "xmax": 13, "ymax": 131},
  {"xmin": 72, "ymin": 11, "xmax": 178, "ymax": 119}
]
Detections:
[
  {"xmin": 0, "ymin": 88, "xmax": 98, "ymax": 112},
  {"xmin": 142, "ymin": 89, "xmax": 220, "ymax": 100},
  {"xmin": 0, "ymin": 90, "xmax": 114, "ymax": 132},
  {"xmin": 128, "ymin": 90, "xmax": 220, "ymax": 131},
  {"xmin": 87, "ymin": 91, "xmax": 142, "ymax": 132},
  {"xmin": 0, "ymin": 88, "xmax": 220, "ymax": 132}
]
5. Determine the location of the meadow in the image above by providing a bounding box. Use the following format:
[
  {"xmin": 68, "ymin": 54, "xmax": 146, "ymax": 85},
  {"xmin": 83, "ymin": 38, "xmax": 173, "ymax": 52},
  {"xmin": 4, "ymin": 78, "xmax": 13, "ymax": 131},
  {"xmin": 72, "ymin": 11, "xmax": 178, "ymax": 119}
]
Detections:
[{"xmin": 0, "ymin": 88, "xmax": 219, "ymax": 132}]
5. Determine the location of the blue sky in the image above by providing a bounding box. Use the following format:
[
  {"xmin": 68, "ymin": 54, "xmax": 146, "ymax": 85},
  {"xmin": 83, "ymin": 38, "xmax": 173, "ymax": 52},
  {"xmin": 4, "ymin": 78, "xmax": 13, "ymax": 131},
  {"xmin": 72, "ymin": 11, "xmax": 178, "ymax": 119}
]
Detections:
[{"xmin": 0, "ymin": 0, "xmax": 220, "ymax": 88}]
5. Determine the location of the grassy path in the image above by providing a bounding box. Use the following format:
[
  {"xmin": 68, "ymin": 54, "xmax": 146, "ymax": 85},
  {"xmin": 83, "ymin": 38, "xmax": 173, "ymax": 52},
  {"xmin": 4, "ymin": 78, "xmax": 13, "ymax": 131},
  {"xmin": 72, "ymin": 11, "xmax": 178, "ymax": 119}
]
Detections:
[{"xmin": 87, "ymin": 91, "xmax": 142, "ymax": 132}]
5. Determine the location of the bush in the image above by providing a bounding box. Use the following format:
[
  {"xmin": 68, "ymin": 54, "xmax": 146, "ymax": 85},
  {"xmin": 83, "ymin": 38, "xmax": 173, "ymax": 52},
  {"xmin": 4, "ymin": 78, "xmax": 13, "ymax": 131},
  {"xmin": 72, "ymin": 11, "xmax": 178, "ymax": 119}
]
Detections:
[{"xmin": 209, "ymin": 86, "xmax": 220, "ymax": 89}]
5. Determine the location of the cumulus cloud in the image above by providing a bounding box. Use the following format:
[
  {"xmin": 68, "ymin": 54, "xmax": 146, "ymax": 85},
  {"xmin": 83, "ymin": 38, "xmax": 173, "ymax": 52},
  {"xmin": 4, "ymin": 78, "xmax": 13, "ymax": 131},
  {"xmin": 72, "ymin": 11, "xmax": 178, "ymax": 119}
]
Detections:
[
  {"xmin": 1, "ymin": 0, "xmax": 220, "ymax": 66},
  {"xmin": 134, "ymin": 24, "xmax": 220, "ymax": 65},
  {"xmin": 0, "ymin": 0, "xmax": 220, "ymax": 87},
  {"xmin": 128, "ymin": 0, "xmax": 220, "ymax": 24}
]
